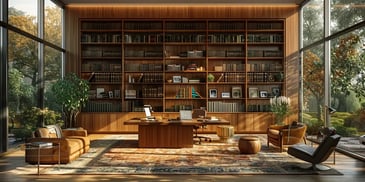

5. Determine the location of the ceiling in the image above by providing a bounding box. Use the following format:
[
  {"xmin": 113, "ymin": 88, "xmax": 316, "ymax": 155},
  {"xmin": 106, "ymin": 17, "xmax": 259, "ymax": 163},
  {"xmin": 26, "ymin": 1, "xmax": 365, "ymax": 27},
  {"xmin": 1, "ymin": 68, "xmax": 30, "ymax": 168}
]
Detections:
[{"xmin": 60, "ymin": 0, "xmax": 307, "ymax": 5}]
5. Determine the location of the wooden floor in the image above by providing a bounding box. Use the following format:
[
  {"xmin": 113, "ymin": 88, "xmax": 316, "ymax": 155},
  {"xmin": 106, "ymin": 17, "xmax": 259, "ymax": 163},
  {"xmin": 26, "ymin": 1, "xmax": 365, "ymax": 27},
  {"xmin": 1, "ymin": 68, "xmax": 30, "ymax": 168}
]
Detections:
[{"xmin": 0, "ymin": 134, "xmax": 364, "ymax": 182}]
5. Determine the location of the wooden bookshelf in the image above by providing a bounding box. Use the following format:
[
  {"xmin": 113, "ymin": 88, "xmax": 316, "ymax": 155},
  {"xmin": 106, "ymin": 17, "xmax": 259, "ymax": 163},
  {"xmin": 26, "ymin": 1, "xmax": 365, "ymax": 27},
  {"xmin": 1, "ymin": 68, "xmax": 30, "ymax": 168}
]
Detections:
[{"xmin": 68, "ymin": 6, "xmax": 299, "ymax": 134}]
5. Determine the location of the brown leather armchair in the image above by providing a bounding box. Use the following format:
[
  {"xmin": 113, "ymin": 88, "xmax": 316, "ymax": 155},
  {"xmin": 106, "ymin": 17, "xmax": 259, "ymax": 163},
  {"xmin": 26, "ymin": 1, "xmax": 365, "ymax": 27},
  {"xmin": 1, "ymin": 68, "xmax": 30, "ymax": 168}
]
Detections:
[
  {"xmin": 287, "ymin": 134, "xmax": 341, "ymax": 170},
  {"xmin": 25, "ymin": 125, "xmax": 90, "ymax": 164},
  {"xmin": 267, "ymin": 123, "xmax": 307, "ymax": 152}
]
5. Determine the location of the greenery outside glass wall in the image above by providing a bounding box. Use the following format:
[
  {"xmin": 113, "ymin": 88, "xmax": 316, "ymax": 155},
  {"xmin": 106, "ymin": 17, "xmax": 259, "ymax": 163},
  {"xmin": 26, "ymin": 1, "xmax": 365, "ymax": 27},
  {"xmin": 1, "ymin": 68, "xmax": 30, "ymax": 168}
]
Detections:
[
  {"xmin": 8, "ymin": 0, "xmax": 38, "ymax": 36},
  {"xmin": 302, "ymin": 0, "xmax": 324, "ymax": 47},
  {"xmin": 302, "ymin": 44, "xmax": 325, "ymax": 135},
  {"xmin": 302, "ymin": 0, "xmax": 365, "ymax": 137},
  {"xmin": 6, "ymin": 1, "xmax": 64, "ymax": 145},
  {"xmin": 45, "ymin": 0, "xmax": 62, "ymax": 47},
  {"xmin": 330, "ymin": 28, "xmax": 365, "ymax": 136},
  {"xmin": 331, "ymin": 0, "xmax": 365, "ymax": 35}
]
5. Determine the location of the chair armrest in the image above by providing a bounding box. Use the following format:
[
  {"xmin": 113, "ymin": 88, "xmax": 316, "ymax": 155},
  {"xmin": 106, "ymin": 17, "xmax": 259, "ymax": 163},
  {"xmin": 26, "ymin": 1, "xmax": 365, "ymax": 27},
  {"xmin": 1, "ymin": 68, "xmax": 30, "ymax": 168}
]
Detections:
[{"xmin": 268, "ymin": 125, "xmax": 286, "ymax": 131}]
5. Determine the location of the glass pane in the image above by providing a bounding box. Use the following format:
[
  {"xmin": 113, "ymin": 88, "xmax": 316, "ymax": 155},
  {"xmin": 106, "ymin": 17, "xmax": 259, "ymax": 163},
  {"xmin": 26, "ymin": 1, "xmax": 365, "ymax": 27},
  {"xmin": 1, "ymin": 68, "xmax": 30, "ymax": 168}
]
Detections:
[
  {"xmin": 8, "ymin": 30, "xmax": 38, "ymax": 144},
  {"xmin": 302, "ymin": 0, "xmax": 324, "ymax": 47},
  {"xmin": 331, "ymin": 1, "xmax": 365, "ymax": 35},
  {"xmin": 330, "ymin": 27, "xmax": 365, "ymax": 138},
  {"xmin": 8, "ymin": 0, "xmax": 38, "ymax": 36},
  {"xmin": 302, "ymin": 44, "xmax": 325, "ymax": 135},
  {"xmin": 44, "ymin": 46, "xmax": 62, "ymax": 112},
  {"xmin": 45, "ymin": 0, "xmax": 62, "ymax": 47}
]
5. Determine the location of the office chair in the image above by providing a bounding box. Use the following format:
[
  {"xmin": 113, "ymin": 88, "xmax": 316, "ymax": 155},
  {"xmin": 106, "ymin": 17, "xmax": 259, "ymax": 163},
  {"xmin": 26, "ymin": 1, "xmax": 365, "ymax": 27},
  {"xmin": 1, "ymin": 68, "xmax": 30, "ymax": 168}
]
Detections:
[{"xmin": 192, "ymin": 109, "xmax": 211, "ymax": 144}]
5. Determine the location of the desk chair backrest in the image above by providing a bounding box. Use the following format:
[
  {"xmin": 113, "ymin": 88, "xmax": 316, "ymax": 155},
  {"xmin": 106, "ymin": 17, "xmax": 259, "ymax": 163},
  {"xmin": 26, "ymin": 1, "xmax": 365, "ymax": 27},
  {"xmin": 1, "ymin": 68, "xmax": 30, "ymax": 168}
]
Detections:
[
  {"xmin": 312, "ymin": 134, "xmax": 341, "ymax": 163},
  {"xmin": 192, "ymin": 109, "xmax": 206, "ymax": 118}
]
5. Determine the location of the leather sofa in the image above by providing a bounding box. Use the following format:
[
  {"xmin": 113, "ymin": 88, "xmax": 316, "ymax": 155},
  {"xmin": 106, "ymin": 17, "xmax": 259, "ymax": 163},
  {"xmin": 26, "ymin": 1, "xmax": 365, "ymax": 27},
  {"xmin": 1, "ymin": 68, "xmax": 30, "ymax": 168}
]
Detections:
[
  {"xmin": 267, "ymin": 123, "xmax": 307, "ymax": 152},
  {"xmin": 25, "ymin": 125, "xmax": 90, "ymax": 164}
]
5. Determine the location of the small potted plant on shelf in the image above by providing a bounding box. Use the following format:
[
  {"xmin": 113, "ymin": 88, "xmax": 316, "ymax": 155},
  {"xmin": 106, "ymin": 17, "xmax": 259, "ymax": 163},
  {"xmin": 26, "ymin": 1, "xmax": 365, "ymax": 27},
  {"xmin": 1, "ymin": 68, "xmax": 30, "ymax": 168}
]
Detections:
[
  {"xmin": 52, "ymin": 73, "xmax": 90, "ymax": 128},
  {"xmin": 270, "ymin": 96, "xmax": 291, "ymax": 125}
]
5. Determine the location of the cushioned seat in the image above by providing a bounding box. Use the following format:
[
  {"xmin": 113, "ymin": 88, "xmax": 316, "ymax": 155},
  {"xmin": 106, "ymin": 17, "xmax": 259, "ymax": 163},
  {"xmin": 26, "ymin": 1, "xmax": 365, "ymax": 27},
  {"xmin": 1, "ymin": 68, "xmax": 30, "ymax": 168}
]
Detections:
[{"xmin": 267, "ymin": 123, "xmax": 307, "ymax": 152}]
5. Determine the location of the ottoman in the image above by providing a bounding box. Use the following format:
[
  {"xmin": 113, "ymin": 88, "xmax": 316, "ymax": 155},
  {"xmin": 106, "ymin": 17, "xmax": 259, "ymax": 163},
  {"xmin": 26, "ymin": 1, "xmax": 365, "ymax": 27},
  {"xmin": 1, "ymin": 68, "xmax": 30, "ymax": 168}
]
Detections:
[
  {"xmin": 238, "ymin": 136, "xmax": 261, "ymax": 154},
  {"xmin": 216, "ymin": 125, "xmax": 234, "ymax": 142}
]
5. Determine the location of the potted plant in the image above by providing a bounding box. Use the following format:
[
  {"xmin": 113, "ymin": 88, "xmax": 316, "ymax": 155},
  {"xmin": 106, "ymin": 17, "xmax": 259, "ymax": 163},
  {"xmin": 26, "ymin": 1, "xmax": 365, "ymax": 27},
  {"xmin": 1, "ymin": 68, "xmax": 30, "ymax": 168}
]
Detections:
[
  {"xmin": 270, "ymin": 96, "xmax": 291, "ymax": 125},
  {"xmin": 51, "ymin": 73, "xmax": 90, "ymax": 128}
]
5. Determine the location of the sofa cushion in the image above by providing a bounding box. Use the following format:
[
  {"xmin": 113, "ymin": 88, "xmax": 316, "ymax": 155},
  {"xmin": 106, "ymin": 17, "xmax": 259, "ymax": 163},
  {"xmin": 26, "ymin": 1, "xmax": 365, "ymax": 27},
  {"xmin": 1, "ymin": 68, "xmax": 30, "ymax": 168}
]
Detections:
[{"xmin": 46, "ymin": 125, "xmax": 63, "ymax": 138}]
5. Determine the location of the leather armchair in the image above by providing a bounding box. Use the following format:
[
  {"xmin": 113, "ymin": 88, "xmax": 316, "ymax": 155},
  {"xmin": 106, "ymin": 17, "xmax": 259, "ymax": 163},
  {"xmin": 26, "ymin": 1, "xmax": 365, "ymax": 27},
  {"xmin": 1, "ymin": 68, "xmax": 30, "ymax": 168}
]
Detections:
[
  {"xmin": 287, "ymin": 134, "xmax": 341, "ymax": 170},
  {"xmin": 267, "ymin": 123, "xmax": 307, "ymax": 152},
  {"xmin": 25, "ymin": 125, "xmax": 90, "ymax": 164}
]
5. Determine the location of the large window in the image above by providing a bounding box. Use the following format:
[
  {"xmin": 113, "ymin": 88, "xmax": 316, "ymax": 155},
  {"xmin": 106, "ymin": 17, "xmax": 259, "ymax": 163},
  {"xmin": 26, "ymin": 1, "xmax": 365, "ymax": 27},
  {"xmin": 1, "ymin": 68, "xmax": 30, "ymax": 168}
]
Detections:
[
  {"xmin": 8, "ymin": 0, "xmax": 38, "ymax": 36},
  {"xmin": 302, "ymin": 0, "xmax": 324, "ymax": 47},
  {"xmin": 302, "ymin": 44, "xmax": 325, "ymax": 135},
  {"xmin": 302, "ymin": 0, "xmax": 365, "ymax": 139},
  {"xmin": 331, "ymin": 0, "xmax": 365, "ymax": 34},
  {"xmin": 3, "ymin": 0, "xmax": 64, "ymax": 150},
  {"xmin": 45, "ymin": 0, "xmax": 62, "ymax": 46}
]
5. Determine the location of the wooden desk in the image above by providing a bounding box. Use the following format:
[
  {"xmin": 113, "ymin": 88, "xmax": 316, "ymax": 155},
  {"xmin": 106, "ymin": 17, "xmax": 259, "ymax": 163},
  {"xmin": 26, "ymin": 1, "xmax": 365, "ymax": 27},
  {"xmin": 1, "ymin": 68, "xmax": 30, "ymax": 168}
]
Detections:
[{"xmin": 124, "ymin": 118, "xmax": 230, "ymax": 148}]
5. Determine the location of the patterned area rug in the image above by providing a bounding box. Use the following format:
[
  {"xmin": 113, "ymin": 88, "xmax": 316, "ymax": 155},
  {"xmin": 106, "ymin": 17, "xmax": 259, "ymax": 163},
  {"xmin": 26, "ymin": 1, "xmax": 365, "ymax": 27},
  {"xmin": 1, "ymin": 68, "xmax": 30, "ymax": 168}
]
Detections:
[{"xmin": 12, "ymin": 134, "xmax": 342, "ymax": 175}]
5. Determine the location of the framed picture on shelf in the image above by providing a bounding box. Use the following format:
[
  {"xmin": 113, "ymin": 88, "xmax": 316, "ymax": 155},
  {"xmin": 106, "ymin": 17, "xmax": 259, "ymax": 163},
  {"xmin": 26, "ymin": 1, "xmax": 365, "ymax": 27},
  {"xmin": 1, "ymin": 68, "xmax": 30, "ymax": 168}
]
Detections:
[
  {"xmin": 248, "ymin": 87, "xmax": 258, "ymax": 98},
  {"xmin": 272, "ymin": 87, "xmax": 281, "ymax": 96},
  {"xmin": 108, "ymin": 91, "xmax": 113, "ymax": 98},
  {"xmin": 221, "ymin": 92, "xmax": 230, "ymax": 98},
  {"xmin": 209, "ymin": 89, "xmax": 217, "ymax": 98},
  {"xmin": 172, "ymin": 75, "xmax": 181, "ymax": 83},
  {"xmin": 232, "ymin": 86, "xmax": 242, "ymax": 98},
  {"xmin": 259, "ymin": 90, "xmax": 268, "ymax": 98}
]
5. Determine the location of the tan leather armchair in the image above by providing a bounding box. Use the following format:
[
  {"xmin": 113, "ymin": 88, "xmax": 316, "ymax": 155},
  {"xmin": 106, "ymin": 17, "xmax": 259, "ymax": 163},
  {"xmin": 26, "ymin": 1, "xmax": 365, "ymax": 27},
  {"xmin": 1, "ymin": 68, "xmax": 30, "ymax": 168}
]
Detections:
[
  {"xmin": 25, "ymin": 125, "xmax": 90, "ymax": 164},
  {"xmin": 267, "ymin": 123, "xmax": 307, "ymax": 152}
]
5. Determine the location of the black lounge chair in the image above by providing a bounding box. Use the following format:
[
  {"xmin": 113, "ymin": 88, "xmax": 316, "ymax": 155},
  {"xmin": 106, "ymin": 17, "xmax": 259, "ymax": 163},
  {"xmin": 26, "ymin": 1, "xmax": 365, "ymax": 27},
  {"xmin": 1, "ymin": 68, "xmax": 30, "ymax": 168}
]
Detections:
[{"xmin": 287, "ymin": 134, "xmax": 341, "ymax": 170}]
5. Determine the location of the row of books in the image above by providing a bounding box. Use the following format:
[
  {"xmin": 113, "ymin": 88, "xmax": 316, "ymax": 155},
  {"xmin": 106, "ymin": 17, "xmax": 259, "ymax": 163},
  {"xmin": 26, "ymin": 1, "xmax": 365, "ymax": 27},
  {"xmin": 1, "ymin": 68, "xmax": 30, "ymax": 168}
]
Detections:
[
  {"xmin": 124, "ymin": 50, "xmax": 163, "ymax": 58},
  {"xmin": 127, "ymin": 73, "xmax": 164, "ymax": 83},
  {"xmin": 214, "ymin": 73, "xmax": 246, "ymax": 83},
  {"xmin": 82, "ymin": 63, "xmax": 121, "ymax": 72},
  {"xmin": 208, "ymin": 22, "xmax": 245, "ymax": 30},
  {"xmin": 207, "ymin": 101, "xmax": 244, "ymax": 112},
  {"xmin": 175, "ymin": 87, "xmax": 202, "ymax": 99},
  {"xmin": 124, "ymin": 34, "xmax": 163, "ymax": 43},
  {"xmin": 81, "ymin": 33, "xmax": 121, "ymax": 43},
  {"xmin": 214, "ymin": 64, "xmax": 245, "ymax": 72},
  {"xmin": 247, "ymin": 34, "xmax": 283, "ymax": 43},
  {"xmin": 165, "ymin": 22, "xmax": 205, "ymax": 30},
  {"xmin": 82, "ymin": 47, "xmax": 122, "ymax": 57},
  {"xmin": 247, "ymin": 104, "xmax": 271, "ymax": 112},
  {"xmin": 125, "ymin": 63, "xmax": 163, "ymax": 72},
  {"xmin": 207, "ymin": 34, "xmax": 245, "ymax": 43},
  {"xmin": 89, "ymin": 72, "xmax": 122, "ymax": 83},
  {"xmin": 207, "ymin": 50, "xmax": 244, "ymax": 57},
  {"xmin": 247, "ymin": 22, "xmax": 283, "ymax": 30},
  {"xmin": 83, "ymin": 101, "xmax": 122, "ymax": 112},
  {"xmin": 246, "ymin": 63, "xmax": 283, "ymax": 72},
  {"xmin": 81, "ymin": 22, "xmax": 122, "ymax": 30},
  {"xmin": 124, "ymin": 22, "xmax": 162, "ymax": 30},
  {"xmin": 142, "ymin": 87, "xmax": 164, "ymax": 98},
  {"xmin": 247, "ymin": 49, "xmax": 283, "ymax": 57},
  {"xmin": 247, "ymin": 72, "xmax": 282, "ymax": 82}
]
